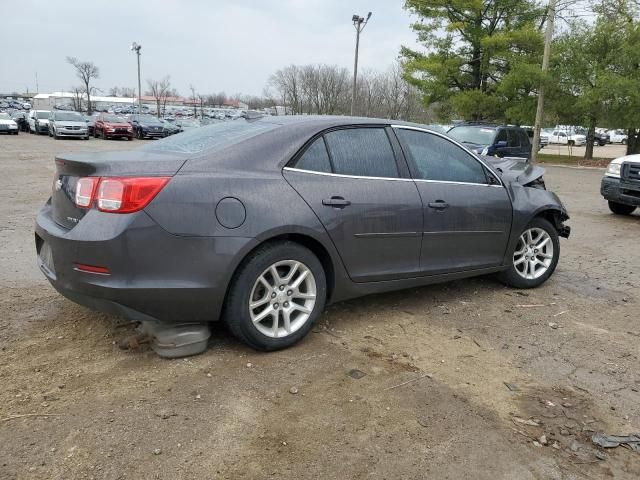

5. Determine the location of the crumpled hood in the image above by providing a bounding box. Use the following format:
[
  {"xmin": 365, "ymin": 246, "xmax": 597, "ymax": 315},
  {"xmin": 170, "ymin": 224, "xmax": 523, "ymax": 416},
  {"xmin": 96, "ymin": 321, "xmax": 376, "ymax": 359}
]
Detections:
[{"xmin": 481, "ymin": 156, "xmax": 545, "ymax": 185}]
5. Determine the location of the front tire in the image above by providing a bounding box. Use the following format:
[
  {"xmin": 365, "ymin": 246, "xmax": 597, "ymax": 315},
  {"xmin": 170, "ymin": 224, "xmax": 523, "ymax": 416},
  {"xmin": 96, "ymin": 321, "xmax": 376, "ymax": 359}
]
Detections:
[
  {"xmin": 498, "ymin": 217, "xmax": 560, "ymax": 289},
  {"xmin": 622, "ymin": 139, "xmax": 627, "ymax": 145},
  {"xmin": 608, "ymin": 201, "xmax": 636, "ymax": 215},
  {"xmin": 224, "ymin": 242, "xmax": 327, "ymax": 351}
]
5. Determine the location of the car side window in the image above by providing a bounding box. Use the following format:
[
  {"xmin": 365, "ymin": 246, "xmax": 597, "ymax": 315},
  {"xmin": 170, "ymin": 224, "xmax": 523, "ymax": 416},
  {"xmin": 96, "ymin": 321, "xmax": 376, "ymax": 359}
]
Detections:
[
  {"xmin": 518, "ymin": 130, "xmax": 530, "ymax": 147},
  {"xmin": 495, "ymin": 129, "xmax": 508, "ymax": 144},
  {"xmin": 324, "ymin": 128, "xmax": 398, "ymax": 178},
  {"xmin": 507, "ymin": 129, "xmax": 520, "ymax": 147},
  {"xmin": 396, "ymin": 129, "xmax": 488, "ymax": 184},
  {"xmin": 294, "ymin": 137, "xmax": 332, "ymax": 173}
]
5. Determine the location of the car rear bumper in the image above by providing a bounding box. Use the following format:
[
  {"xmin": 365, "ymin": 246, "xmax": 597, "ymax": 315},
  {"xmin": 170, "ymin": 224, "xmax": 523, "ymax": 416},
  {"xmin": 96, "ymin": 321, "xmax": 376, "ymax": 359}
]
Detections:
[
  {"xmin": 35, "ymin": 201, "xmax": 252, "ymax": 323},
  {"xmin": 601, "ymin": 176, "xmax": 640, "ymax": 207}
]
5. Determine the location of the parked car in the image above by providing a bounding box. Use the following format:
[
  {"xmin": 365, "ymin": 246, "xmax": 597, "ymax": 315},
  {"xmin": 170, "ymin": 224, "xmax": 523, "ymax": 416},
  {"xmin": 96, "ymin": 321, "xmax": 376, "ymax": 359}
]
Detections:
[
  {"xmin": 94, "ymin": 114, "xmax": 133, "ymax": 140},
  {"xmin": 9, "ymin": 111, "xmax": 29, "ymax": 132},
  {"xmin": 160, "ymin": 118, "xmax": 182, "ymax": 135},
  {"xmin": 594, "ymin": 131, "xmax": 610, "ymax": 146},
  {"xmin": 601, "ymin": 154, "xmax": 640, "ymax": 215},
  {"xmin": 447, "ymin": 123, "xmax": 532, "ymax": 159},
  {"xmin": 84, "ymin": 114, "xmax": 98, "ymax": 136},
  {"xmin": 0, "ymin": 112, "xmax": 19, "ymax": 135},
  {"xmin": 547, "ymin": 130, "xmax": 586, "ymax": 146},
  {"xmin": 28, "ymin": 110, "xmax": 51, "ymax": 135},
  {"xmin": 35, "ymin": 116, "xmax": 570, "ymax": 357},
  {"xmin": 48, "ymin": 111, "xmax": 89, "ymax": 140},
  {"xmin": 608, "ymin": 130, "xmax": 628, "ymax": 144},
  {"xmin": 127, "ymin": 114, "xmax": 167, "ymax": 139}
]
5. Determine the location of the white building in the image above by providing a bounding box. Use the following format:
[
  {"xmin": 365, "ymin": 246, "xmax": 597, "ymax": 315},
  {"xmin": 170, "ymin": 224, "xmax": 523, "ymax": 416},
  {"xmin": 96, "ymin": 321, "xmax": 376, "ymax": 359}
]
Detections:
[{"xmin": 32, "ymin": 92, "xmax": 137, "ymax": 111}]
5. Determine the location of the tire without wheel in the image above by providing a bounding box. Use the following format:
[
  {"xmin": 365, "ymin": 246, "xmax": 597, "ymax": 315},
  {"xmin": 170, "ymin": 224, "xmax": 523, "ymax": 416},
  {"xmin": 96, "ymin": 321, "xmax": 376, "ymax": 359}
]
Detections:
[
  {"xmin": 224, "ymin": 242, "xmax": 326, "ymax": 351},
  {"xmin": 498, "ymin": 217, "xmax": 560, "ymax": 289},
  {"xmin": 608, "ymin": 201, "xmax": 636, "ymax": 215}
]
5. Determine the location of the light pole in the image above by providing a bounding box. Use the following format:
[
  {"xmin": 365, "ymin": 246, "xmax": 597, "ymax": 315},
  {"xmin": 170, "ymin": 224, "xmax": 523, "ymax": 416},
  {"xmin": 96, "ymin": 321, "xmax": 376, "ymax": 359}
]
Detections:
[
  {"xmin": 130, "ymin": 42, "xmax": 142, "ymax": 114},
  {"xmin": 350, "ymin": 12, "xmax": 372, "ymax": 116}
]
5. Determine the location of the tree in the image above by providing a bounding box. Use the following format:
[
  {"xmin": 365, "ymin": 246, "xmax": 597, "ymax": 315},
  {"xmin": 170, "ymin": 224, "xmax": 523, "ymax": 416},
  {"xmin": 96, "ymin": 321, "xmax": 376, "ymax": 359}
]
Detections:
[
  {"xmin": 146, "ymin": 76, "xmax": 172, "ymax": 117},
  {"xmin": 401, "ymin": 0, "xmax": 545, "ymax": 122},
  {"xmin": 549, "ymin": 0, "xmax": 640, "ymax": 158},
  {"xmin": 66, "ymin": 57, "xmax": 99, "ymax": 114}
]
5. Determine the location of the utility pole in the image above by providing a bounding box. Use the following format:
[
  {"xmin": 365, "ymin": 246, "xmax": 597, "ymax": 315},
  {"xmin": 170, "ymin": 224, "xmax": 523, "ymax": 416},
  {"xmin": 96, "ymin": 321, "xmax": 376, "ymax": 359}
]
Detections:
[
  {"xmin": 35, "ymin": 72, "xmax": 39, "ymax": 93},
  {"xmin": 531, "ymin": 0, "xmax": 556, "ymax": 162},
  {"xmin": 130, "ymin": 42, "xmax": 142, "ymax": 114},
  {"xmin": 350, "ymin": 12, "xmax": 372, "ymax": 116}
]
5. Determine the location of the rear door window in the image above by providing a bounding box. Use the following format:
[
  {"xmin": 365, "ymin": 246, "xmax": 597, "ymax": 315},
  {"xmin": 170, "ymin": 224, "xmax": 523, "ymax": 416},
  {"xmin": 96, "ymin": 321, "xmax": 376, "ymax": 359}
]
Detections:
[
  {"xmin": 324, "ymin": 128, "xmax": 399, "ymax": 178},
  {"xmin": 507, "ymin": 130, "xmax": 520, "ymax": 147},
  {"xmin": 495, "ymin": 129, "xmax": 508, "ymax": 144},
  {"xmin": 294, "ymin": 137, "xmax": 332, "ymax": 173},
  {"xmin": 396, "ymin": 128, "xmax": 488, "ymax": 184}
]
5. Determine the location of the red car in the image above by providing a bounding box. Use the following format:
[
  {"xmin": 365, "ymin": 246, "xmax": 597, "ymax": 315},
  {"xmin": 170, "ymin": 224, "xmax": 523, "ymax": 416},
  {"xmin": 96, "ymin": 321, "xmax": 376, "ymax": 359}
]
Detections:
[{"xmin": 94, "ymin": 114, "xmax": 133, "ymax": 140}]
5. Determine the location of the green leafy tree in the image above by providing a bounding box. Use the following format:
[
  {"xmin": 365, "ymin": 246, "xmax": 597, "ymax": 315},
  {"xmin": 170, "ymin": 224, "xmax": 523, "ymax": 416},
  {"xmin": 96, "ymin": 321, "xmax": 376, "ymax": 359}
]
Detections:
[
  {"xmin": 401, "ymin": 0, "xmax": 546, "ymax": 122},
  {"xmin": 549, "ymin": 0, "xmax": 640, "ymax": 157}
]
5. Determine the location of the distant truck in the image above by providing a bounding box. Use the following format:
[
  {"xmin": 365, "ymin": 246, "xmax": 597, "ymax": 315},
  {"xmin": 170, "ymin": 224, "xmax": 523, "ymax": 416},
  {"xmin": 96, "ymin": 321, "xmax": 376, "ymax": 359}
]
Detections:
[{"xmin": 548, "ymin": 129, "xmax": 586, "ymax": 146}]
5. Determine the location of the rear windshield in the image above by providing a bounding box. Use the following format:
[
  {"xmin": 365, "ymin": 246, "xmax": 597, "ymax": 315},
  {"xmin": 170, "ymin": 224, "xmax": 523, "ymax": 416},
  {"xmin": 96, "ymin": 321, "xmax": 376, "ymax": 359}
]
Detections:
[
  {"xmin": 448, "ymin": 126, "xmax": 496, "ymax": 145},
  {"xmin": 139, "ymin": 120, "xmax": 278, "ymax": 154}
]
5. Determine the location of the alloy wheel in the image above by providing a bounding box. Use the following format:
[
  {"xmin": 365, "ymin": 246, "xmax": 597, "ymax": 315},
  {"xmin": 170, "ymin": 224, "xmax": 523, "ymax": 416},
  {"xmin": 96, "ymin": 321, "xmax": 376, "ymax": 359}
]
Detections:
[
  {"xmin": 249, "ymin": 260, "xmax": 317, "ymax": 338},
  {"xmin": 513, "ymin": 228, "xmax": 554, "ymax": 280}
]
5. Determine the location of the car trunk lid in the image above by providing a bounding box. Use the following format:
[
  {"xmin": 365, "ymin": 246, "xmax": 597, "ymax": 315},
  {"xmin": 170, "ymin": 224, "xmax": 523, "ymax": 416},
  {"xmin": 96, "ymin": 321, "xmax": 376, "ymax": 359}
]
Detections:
[{"xmin": 52, "ymin": 150, "xmax": 188, "ymax": 229}]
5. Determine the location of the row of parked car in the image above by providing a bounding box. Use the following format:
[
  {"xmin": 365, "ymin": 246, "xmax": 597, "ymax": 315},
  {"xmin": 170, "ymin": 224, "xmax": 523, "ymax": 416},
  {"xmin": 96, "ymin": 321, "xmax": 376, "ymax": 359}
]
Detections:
[{"xmin": 0, "ymin": 109, "xmax": 209, "ymax": 140}]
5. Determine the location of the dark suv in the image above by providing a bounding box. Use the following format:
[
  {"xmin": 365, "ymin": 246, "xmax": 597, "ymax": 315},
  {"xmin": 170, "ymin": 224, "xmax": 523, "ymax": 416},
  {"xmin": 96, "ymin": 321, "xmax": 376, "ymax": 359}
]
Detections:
[{"xmin": 447, "ymin": 123, "xmax": 532, "ymax": 160}]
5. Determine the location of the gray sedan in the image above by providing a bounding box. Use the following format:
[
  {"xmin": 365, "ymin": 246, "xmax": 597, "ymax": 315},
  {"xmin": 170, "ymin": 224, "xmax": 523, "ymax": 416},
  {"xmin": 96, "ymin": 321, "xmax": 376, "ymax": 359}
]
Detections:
[{"xmin": 35, "ymin": 116, "xmax": 570, "ymax": 357}]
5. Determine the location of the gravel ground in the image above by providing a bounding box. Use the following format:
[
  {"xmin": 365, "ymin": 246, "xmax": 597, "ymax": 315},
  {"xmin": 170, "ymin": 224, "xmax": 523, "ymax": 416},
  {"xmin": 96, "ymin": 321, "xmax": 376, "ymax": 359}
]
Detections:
[{"xmin": 0, "ymin": 133, "xmax": 639, "ymax": 480}]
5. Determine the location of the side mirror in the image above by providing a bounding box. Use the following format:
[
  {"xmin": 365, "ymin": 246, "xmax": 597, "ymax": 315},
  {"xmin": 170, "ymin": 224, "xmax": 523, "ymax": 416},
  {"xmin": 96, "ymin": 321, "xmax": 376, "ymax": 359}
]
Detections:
[{"xmin": 496, "ymin": 140, "xmax": 508, "ymax": 148}]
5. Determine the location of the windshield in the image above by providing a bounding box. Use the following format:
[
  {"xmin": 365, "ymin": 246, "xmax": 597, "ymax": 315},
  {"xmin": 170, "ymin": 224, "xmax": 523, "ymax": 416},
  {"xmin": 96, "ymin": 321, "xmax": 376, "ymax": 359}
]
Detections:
[
  {"xmin": 447, "ymin": 126, "xmax": 496, "ymax": 145},
  {"xmin": 139, "ymin": 116, "xmax": 163, "ymax": 125},
  {"xmin": 36, "ymin": 111, "xmax": 50, "ymax": 119},
  {"xmin": 55, "ymin": 112, "xmax": 84, "ymax": 121},
  {"xmin": 0, "ymin": 113, "xmax": 10, "ymax": 120},
  {"xmin": 139, "ymin": 119, "xmax": 278, "ymax": 154},
  {"xmin": 104, "ymin": 115, "xmax": 126, "ymax": 123}
]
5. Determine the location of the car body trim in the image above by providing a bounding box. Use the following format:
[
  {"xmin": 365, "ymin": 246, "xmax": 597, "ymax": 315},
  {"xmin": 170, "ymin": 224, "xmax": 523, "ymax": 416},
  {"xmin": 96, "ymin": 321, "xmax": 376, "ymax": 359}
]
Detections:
[
  {"xmin": 423, "ymin": 230, "xmax": 504, "ymax": 235},
  {"xmin": 283, "ymin": 167, "xmax": 413, "ymax": 182},
  {"xmin": 353, "ymin": 232, "xmax": 421, "ymax": 238}
]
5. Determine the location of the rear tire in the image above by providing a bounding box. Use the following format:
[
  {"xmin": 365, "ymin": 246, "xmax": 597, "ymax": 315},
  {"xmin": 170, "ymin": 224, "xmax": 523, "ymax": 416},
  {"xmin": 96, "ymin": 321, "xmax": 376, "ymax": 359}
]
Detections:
[
  {"xmin": 498, "ymin": 217, "xmax": 560, "ymax": 289},
  {"xmin": 608, "ymin": 201, "xmax": 636, "ymax": 215},
  {"xmin": 224, "ymin": 242, "xmax": 327, "ymax": 351},
  {"xmin": 622, "ymin": 139, "xmax": 627, "ymax": 145}
]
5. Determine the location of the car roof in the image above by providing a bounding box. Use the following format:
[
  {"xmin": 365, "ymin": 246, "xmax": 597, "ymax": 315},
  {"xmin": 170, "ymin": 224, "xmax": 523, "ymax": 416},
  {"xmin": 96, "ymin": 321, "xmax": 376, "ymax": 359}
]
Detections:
[{"xmin": 179, "ymin": 115, "xmax": 447, "ymax": 174}]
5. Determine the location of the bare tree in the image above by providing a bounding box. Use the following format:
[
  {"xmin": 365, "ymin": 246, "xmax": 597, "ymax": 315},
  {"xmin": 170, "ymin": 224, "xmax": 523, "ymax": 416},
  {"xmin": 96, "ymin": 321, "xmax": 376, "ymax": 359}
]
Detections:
[
  {"xmin": 108, "ymin": 86, "xmax": 136, "ymax": 98},
  {"xmin": 146, "ymin": 76, "xmax": 172, "ymax": 117},
  {"xmin": 70, "ymin": 87, "xmax": 84, "ymax": 112},
  {"xmin": 66, "ymin": 57, "xmax": 99, "ymax": 114}
]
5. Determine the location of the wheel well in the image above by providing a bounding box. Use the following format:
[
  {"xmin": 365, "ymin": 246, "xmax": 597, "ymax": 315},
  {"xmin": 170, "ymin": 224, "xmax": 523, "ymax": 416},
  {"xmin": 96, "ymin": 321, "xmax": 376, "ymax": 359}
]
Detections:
[
  {"xmin": 228, "ymin": 233, "xmax": 336, "ymax": 305},
  {"xmin": 534, "ymin": 209, "xmax": 569, "ymax": 238}
]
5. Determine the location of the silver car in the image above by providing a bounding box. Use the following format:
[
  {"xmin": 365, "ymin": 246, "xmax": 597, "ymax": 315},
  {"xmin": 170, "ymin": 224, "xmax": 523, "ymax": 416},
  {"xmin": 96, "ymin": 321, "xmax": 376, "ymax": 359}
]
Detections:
[{"xmin": 48, "ymin": 111, "xmax": 89, "ymax": 140}]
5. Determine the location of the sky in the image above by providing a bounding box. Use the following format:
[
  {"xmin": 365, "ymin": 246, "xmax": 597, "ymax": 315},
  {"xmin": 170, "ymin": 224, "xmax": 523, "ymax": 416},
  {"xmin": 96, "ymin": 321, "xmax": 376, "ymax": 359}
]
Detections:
[{"xmin": 0, "ymin": 1, "xmax": 422, "ymax": 98}]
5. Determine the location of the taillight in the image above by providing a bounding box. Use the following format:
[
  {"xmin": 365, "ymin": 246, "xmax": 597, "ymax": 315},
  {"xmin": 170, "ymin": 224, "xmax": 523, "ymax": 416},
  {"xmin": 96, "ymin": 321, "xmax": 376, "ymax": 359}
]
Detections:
[
  {"xmin": 73, "ymin": 176, "xmax": 169, "ymax": 213},
  {"xmin": 75, "ymin": 177, "xmax": 99, "ymax": 208}
]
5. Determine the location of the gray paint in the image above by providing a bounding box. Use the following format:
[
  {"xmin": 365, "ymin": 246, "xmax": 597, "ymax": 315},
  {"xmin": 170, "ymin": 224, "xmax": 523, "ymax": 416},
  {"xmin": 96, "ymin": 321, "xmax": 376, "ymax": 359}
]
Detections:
[{"xmin": 35, "ymin": 116, "xmax": 570, "ymax": 325}]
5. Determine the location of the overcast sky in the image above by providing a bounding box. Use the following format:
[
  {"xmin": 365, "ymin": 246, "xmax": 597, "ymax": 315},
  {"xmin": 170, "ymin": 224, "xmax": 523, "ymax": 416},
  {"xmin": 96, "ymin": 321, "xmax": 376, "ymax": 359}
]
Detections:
[{"xmin": 1, "ymin": 1, "xmax": 421, "ymax": 97}]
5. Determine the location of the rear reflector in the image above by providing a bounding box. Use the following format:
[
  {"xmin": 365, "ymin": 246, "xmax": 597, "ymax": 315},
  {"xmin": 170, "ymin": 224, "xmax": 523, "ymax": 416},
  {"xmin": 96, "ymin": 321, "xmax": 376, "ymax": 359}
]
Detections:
[{"xmin": 73, "ymin": 263, "xmax": 111, "ymax": 275}]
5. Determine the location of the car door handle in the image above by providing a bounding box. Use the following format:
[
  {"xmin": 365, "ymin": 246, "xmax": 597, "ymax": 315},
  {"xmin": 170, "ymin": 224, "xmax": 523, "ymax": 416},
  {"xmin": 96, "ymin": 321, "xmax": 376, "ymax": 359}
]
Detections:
[
  {"xmin": 428, "ymin": 200, "xmax": 449, "ymax": 210},
  {"xmin": 322, "ymin": 196, "xmax": 351, "ymax": 208}
]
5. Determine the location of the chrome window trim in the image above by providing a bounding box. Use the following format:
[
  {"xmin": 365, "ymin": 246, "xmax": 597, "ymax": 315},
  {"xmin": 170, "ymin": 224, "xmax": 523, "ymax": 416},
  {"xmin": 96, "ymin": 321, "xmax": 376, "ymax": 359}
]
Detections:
[
  {"xmin": 283, "ymin": 167, "xmax": 414, "ymax": 182},
  {"xmin": 391, "ymin": 124, "xmax": 505, "ymax": 187}
]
